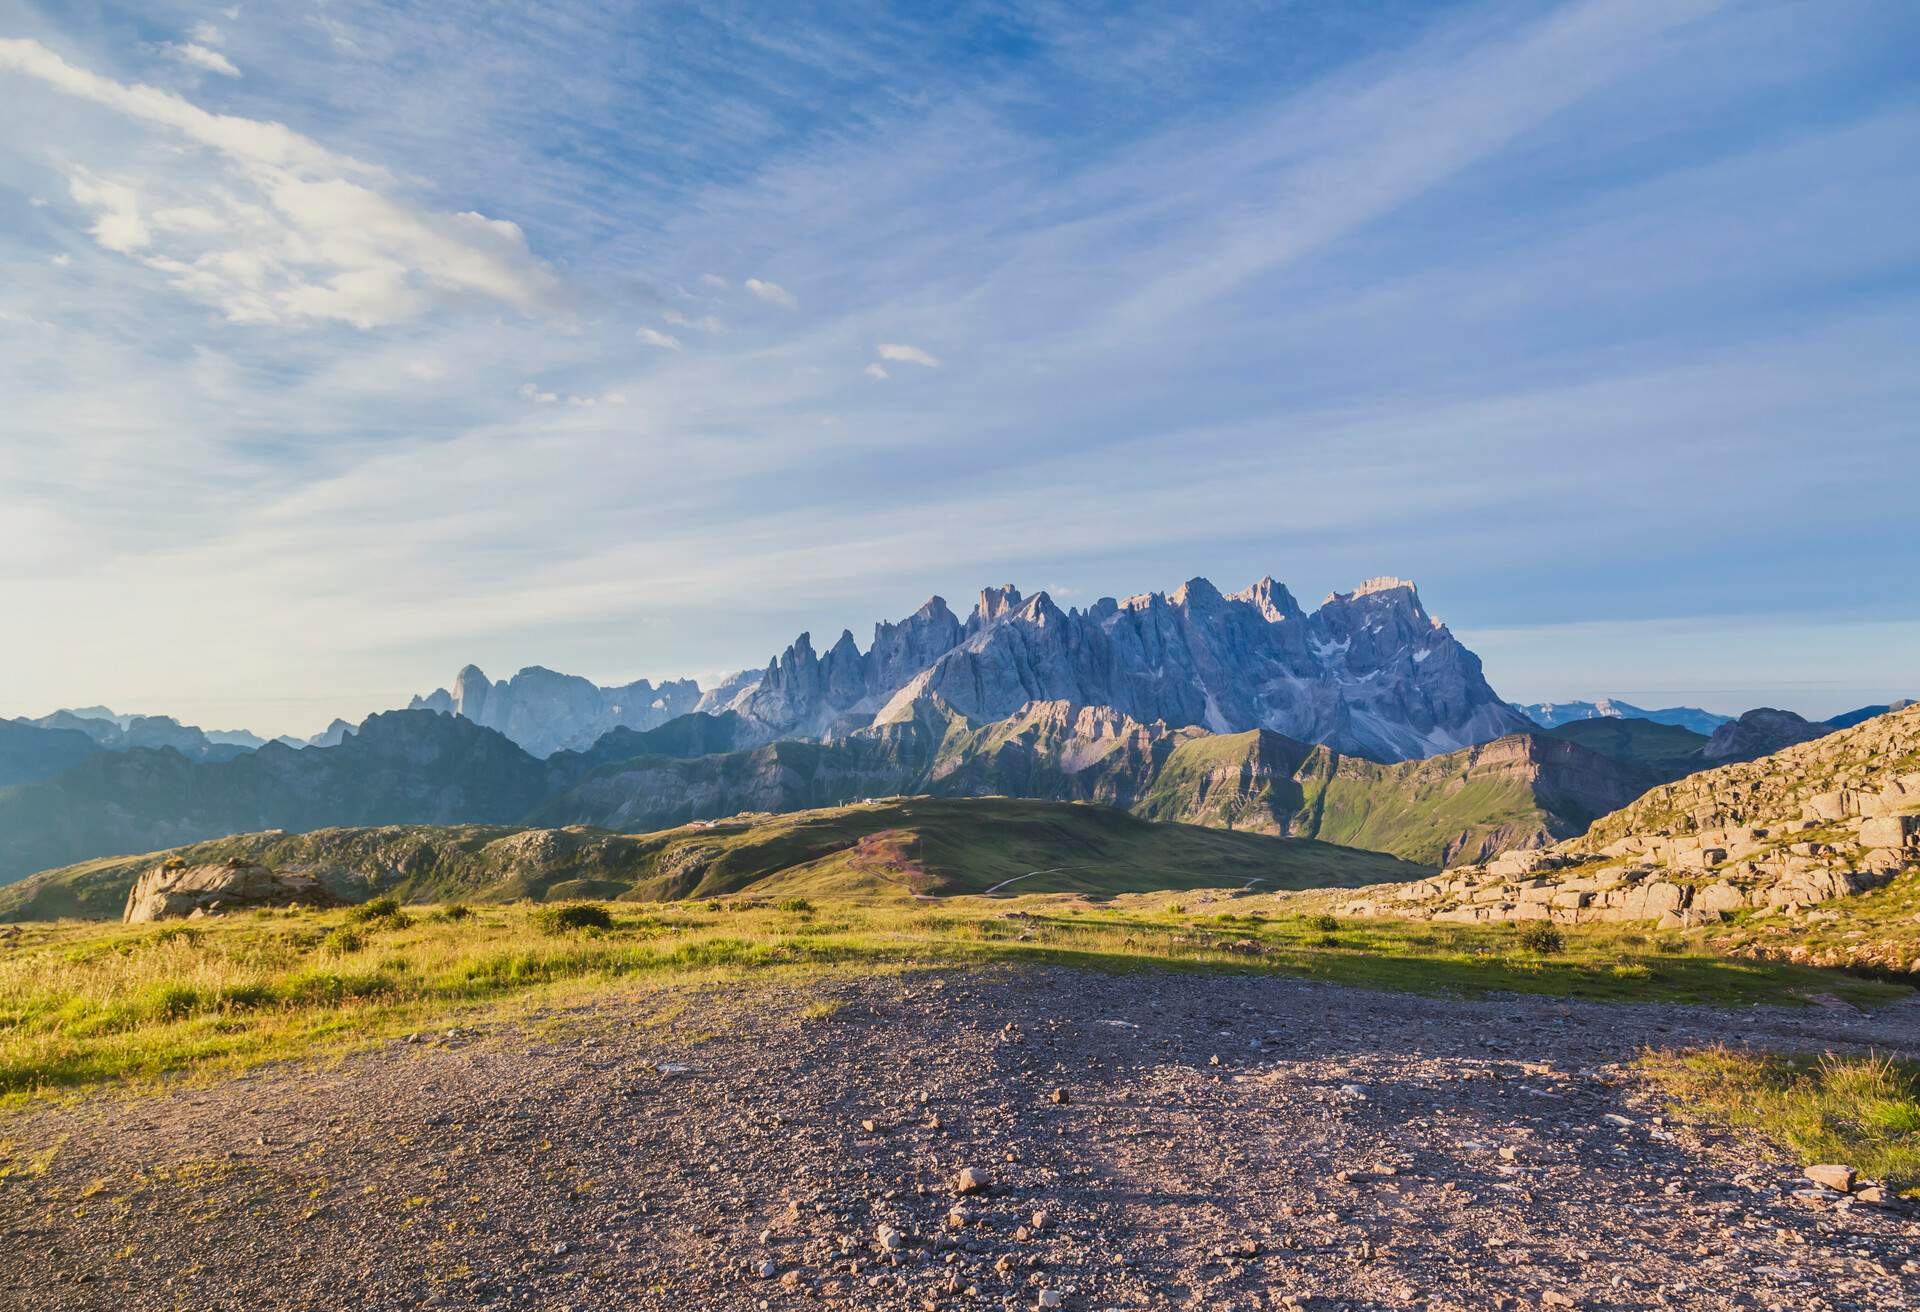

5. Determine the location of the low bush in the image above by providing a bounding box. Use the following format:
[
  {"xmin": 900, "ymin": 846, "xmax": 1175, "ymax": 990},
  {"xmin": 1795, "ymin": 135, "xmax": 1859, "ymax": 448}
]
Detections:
[
  {"xmin": 533, "ymin": 903, "xmax": 614, "ymax": 934},
  {"xmin": 1518, "ymin": 922, "xmax": 1565, "ymax": 954},
  {"xmin": 320, "ymin": 927, "xmax": 365, "ymax": 955},
  {"xmin": 346, "ymin": 895, "xmax": 412, "ymax": 927}
]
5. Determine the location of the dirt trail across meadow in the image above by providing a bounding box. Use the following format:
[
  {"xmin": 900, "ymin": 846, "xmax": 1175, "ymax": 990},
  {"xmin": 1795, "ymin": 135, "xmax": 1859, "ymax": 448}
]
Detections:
[{"xmin": 4, "ymin": 967, "xmax": 1918, "ymax": 1311}]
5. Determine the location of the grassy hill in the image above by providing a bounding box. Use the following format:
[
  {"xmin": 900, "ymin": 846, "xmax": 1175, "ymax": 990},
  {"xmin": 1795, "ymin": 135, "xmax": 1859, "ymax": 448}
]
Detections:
[
  {"xmin": 0, "ymin": 797, "xmax": 1427, "ymax": 920},
  {"xmin": 1545, "ymin": 718, "xmax": 1709, "ymax": 779},
  {"xmin": 1136, "ymin": 728, "xmax": 1650, "ymax": 866}
]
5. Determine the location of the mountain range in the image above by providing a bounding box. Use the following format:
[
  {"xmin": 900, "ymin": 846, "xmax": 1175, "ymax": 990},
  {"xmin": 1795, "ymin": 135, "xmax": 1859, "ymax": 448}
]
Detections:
[
  {"xmin": 0, "ymin": 696, "xmax": 1653, "ymax": 889},
  {"xmin": 3, "ymin": 571, "xmax": 1910, "ymax": 897},
  {"xmin": 1513, "ymin": 699, "xmax": 1731, "ymax": 736},
  {"xmin": 412, "ymin": 576, "xmax": 1534, "ymax": 764}
]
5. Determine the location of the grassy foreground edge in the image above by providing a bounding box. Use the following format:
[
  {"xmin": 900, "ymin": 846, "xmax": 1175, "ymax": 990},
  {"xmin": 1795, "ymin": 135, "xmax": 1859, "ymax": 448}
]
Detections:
[
  {"xmin": 0, "ymin": 892, "xmax": 1908, "ymax": 1111},
  {"xmin": 1641, "ymin": 1046, "xmax": 1920, "ymax": 1197}
]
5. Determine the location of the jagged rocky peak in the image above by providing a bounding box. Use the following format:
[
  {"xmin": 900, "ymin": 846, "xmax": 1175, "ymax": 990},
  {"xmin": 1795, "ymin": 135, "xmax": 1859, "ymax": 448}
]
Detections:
[
  {"xmin": 1167, "ymin": 576, "xmax": 1225, "ymax": 611},
  {"xmin": 408, "ymin": 661, "xmax": 702, "ymax": 757},
  {"xmin": 308, "ymin": 718, "xmax": 357, "ymax": 748},
  {"xmin": 970, "ymin": 584, "xmax": 1025, "ymax": 630},
  {"xmin": 1226, "ymin": 576, "xmax": 1305, "ymax": 624},
  {"xmin": 870, "ymin": 597, "xmax": 964, "ymax": 690}
]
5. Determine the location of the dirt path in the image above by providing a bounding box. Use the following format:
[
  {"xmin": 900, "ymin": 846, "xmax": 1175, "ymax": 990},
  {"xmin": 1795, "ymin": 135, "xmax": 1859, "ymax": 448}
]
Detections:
[{"xmin": 4, "ymin": 967, "xmax": 1917, "ymax": 1311}]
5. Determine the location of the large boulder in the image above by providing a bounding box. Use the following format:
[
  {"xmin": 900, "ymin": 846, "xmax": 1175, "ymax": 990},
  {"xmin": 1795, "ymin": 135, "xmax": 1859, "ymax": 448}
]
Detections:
[{"xmin": 123, "ymin": 857, "xmax": 344, "ymax": 923}]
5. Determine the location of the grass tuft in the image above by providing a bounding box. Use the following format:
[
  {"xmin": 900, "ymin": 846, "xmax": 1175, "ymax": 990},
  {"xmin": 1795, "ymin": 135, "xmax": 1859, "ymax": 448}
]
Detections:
[{"xmin": 1641, "ymin": 1046, "xmax": 1920, "ymax": 1195}]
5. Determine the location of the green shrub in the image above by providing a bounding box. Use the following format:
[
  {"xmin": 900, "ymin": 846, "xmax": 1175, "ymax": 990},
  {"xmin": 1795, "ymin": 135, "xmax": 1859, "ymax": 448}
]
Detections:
[
  {"xmin": 775, "ymin": 898, "xmax": 814, "ymax": 914},
  {"xmin": 1308, "ymin": 914, "xmax": 1340, "ymax": 933},
  {"xmin": 440, "ymin": 903, "xmax": 473, "ymax": 922},
  {"xmin": 320, "ymin": 927, "xmax": 365, "ymax": 955},
  {"xmin": 533, "ymin": 903, "xmax": 614, "ymax": 934},
  {"xmin": 347, "ymin": 896, "xmax": 412, "ymax": 931},
  {"xmin": 1517, "ymin": 921, "xmax": 1565, "ymax": 954}
]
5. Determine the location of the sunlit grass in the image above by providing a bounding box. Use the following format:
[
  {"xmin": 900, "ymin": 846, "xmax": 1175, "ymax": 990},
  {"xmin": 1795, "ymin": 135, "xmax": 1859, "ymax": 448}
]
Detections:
[
  {"xmin": 1642, "ymin": 1046, "xmax": 1920, "ymax": 1195},
  {"xmin": 0, "ymin": 897, "xmax": 1907, "ymax": 1109}
]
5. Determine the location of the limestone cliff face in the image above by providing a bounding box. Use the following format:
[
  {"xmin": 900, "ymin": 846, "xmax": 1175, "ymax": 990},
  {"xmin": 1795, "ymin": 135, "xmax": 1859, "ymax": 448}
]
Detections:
[
  {"xmin": 408, "ymin": 665, "xmax": 702, "ymax": 757},
  {"xmin": 731, "ymin": 597, "xmax": 965, "ymax": 739},
  {"xmin": 871, "ymin": 576, "xmax": 1530, "ymax": 763}
]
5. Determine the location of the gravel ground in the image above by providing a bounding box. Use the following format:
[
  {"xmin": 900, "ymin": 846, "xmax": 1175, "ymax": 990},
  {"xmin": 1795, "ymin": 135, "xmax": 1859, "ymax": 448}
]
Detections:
[{"xmin": 4, "ymin": 967, "xmax": 1918, "ymax": 1312}]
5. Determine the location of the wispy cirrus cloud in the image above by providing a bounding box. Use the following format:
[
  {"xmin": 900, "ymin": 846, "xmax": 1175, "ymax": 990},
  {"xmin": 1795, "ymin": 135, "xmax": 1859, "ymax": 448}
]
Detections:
[
  {"xmin": 164, "ymin": 42, "xmax": 239, "ymax": 78},
  {"xmin": 0, "ymin": 36, "xmax": 559, "ymax": 328}
]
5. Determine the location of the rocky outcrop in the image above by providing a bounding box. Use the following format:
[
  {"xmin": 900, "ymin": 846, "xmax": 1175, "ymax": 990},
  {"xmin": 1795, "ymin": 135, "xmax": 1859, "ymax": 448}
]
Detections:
[
  {"xmin": 1335, "ymin": 704, "xmax": 1920, "ymax": 930},
  {"xmin": 123, "ymin": 857, "xmax": 343, "ymax": 922},
  {"xmin": 1697, "ymin": 707, "xmax": 1833, "ymax": 764},
  {"xmin": 408, "ymin": 665, "xmax": 702, "ymax": 757}
]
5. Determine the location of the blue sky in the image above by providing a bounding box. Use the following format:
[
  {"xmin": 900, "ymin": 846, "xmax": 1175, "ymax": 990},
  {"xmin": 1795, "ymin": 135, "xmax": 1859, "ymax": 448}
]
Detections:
[{"xmin": 1, "ymin": 0, "xmax": 1915, "ymax": 735}]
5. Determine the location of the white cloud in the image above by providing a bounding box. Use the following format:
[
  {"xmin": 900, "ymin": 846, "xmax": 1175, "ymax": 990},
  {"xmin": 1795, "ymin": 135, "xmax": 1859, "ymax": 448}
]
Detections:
[
  {"xmin": 520, "ymin": 381, "xmax": 627, "ymax": 406},
  {"xmin": 49, "ymin": 253, "xmax": 71, "ymax": 267},
  {"xmin": 863, "ymin": 362, "xmax": 890, "ymax": 380},
  {"xmin": 65, "ymin": 169, "xmax": 149, "ymax": 252},
  {"xmin": 165, "ymin": 43, "xmax": 240, "ymax": 78},
  {"xmin": 877, "ymin": 342, "xmax": 940, "ymax": 368},
  {"xmin": 637, "ymin": 326, "xmax": 683, "ymax": 350},
  {"xmin": 697, "ymin": 273, "xmax": 728, "ymax": 289},
  {"xmin": 745, "ymin": 277, "xmax": 797, "ymax": 309},
  {"xmin": 191, "ymin": 22, "xmax": 225, "ymax": 46},
  {"xmin": 0, "ymin": 38, "xmax": 559, "ymax": 329},
  {"xmin": 661, "ymin": 309, "xmax": 721, "ymax": 332}
]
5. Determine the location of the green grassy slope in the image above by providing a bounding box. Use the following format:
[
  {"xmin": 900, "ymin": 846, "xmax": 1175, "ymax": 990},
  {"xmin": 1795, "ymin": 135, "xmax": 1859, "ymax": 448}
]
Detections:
[
  {"xmin": 0, "ymin": 797, "xmax": 1428, "ymax": 920},
  {"xmin": 1545, "ymin": 718, "xmax": 1708, "ymax": 778},
  {"xmin": 1136, "ymin": 730, "xmax": 1648, "ymax": 867}
]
